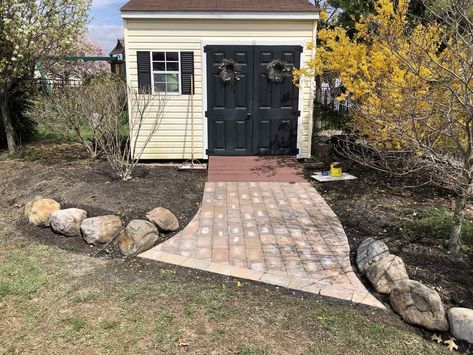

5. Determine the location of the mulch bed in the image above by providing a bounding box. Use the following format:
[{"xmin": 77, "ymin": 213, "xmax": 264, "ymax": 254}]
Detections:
[
  {"xmin": 0, "ymin": 143, "xmax": 206, "ymax": 258},
  {"xmin": 304, "ymin": 160, "xmax": 473, "ymax": 309}
]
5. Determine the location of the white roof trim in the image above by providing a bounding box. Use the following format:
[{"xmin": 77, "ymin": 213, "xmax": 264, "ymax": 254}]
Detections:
[{"xmin": 121, "ymin": 11, "xmax": 319, "ymax": 20}]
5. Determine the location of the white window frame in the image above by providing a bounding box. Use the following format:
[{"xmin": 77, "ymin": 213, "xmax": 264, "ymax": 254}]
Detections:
[{"xmin": 150, "ymin": 51, "xmax": 182, "ymax": 95}]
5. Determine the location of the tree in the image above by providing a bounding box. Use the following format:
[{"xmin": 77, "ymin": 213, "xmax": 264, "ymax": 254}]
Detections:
[
  {"xmin": 0, "ymin": 0, "xmax": 91, "ymax": 153},
  {"xmin": 295, "ymin": 0, "xmax": 473, "ymax": 252}
]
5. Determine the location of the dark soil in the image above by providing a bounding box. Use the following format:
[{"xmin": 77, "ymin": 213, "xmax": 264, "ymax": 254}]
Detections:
[
  {"xmin": 304, "ymin": 158, "xmax": 473, "ymax": 309},
  {"xmin": 2, "ymin": 142, "xmax": 472, "ymax": 311},
  {"xmin": 0, "ymin": 143, "xmax": 206, "ymax": 258}
]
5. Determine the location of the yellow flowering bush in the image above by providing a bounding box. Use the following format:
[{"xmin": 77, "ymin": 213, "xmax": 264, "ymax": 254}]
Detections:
[{"xmin": 296, "ymin": 0, "xmax": 473, "ymax": 252}]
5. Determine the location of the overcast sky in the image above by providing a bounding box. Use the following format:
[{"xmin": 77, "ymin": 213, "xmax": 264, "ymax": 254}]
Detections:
[{"xmin": 89, "ymin": 0, "xmax": 127, "ymax": 53}]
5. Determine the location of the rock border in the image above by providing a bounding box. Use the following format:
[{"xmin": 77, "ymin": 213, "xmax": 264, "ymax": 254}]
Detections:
[
  {"xmin": 24, "ymin": 196, "xmax": 179, "ymax": 257},
  {"xmin": 357, "ymin": 238, "xmax": 473, "ymax": 349}
]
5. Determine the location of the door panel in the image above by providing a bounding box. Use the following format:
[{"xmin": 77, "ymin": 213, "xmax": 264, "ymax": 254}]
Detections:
[
  {"xmin": 206, "ymin": 45, "xmax": 253, "ymax": 156},
  {"xmin": 253, "ymin": 46, "xmax": 301, "ymax": 155},
  {"xmin": 206, "ymin": 45, "xmax": 301, "ymax": 156}
]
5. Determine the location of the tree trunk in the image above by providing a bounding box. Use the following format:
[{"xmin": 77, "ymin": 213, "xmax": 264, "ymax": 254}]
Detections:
[
  {"xmin": 0, "ymin": 85, "xmax": 16, "ymax": 153},
  {"xmin": 450, "ymin": 191, "xmax": 467, "ymax": 253}
]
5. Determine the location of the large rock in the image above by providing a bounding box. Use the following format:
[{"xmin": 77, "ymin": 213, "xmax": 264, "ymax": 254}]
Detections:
[
  {"xmin": 50, "ymin": 208, "xmax": 87, "ymax": 237},
  {"xmin": 24, "ymin": 196, "xmax": 61, "ymax": 227},
  {"xmin": 390, "ymin": 280, "xmax": 448, "ymax": 332},
  {"xmin": 365, "ymin": 254, "xmax": 408, "ymax": 294},
  {"xmin": 448, "ymin": 307, "xmax": 473, "ymax": 343},
  {"xmin": 118, "ymin": 220, "xmax": 159, "ymax": 256},
  {"xmin": 80, "ymin": 215, "xmax": 123, "ymax": 245},
  {"xmin": 146, "ymin": 207, "xmax": 179, "ymax": 232},
  {"xmin": 356, "ymin": 238, "xmax": 390, "ymax": 274}
]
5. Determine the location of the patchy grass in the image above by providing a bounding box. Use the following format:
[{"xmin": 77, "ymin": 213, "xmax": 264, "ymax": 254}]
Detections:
[
  {"xmin": 0, "ymin": 242, "xmax": 50, "ymax": 301},
  {"xmin": 392, "ymin": 205, "xmax": 473, "ymax": 252},
  {"xmin": 0, "ymin": 233, "xmax": 450, "ymax": 354}
]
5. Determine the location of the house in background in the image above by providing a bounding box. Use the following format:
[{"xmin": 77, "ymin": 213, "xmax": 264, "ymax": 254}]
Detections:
[
  {"xmin": 109, "ymin": 39, "xmax": 126, "ymax": 80},
  {"xmin": 121, "ymin": 0, "xmax": 319, "ymax": 160}
]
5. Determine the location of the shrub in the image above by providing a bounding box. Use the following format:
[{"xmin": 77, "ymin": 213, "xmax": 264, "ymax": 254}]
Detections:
[{"xmin": 395, "ymin": 206, "xmax": 473, "ymax": 251}]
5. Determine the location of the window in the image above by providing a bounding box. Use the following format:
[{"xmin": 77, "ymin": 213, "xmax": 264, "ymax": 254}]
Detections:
[{"xmin": 152, "ymin": 51, "xmax": 180, "ymax": 93}]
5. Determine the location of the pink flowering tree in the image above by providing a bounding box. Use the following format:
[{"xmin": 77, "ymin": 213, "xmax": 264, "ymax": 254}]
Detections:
[{"xmin": 45, "ymin": 36, "xmax": 110, "ymax": 83}]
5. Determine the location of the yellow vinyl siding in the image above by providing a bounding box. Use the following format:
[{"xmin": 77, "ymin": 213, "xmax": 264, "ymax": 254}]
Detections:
[{"xmin": 125, "ymin": 18, "xmax": 316, "ymax": 159}]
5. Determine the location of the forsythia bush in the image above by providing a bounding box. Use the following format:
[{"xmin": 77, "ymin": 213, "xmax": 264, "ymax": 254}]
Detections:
[{"xmin": 295, "ymin": 0, "xmax": 471, "ymax": 152}]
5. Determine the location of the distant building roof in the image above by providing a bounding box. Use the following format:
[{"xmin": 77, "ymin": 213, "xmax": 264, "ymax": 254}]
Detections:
[
  {"xmin": 109, "ymin": 39, "xmax": 125, "ymax": 57},
  {"xmin": 121, "ymin": 0, "xmax": 319, "ymax": 13}
]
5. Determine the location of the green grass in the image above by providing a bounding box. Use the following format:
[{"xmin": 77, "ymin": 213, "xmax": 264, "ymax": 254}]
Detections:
[
  {"xmin": 71, "ymin": 290, "xmax": 99, "ymax": 304},
  {"xmin": 393, "ymin": 205, "xmax": 473, "ymax": 251},
  {"xmin": 0, "ymin": 245, "xmax": 50, "ymax": 301},
  {"xmin": 238, "ymin": 345, "xmax": 269, "ymax": 355},
  {"xmin": 0, "ymin": 235, "xmax": 450, "ymax": 354}
]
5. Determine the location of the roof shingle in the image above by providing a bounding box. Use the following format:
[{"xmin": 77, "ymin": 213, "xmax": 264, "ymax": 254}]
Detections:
[{"xmin": 121, "ymin": 0, "xmax": 319, "ymax": 13}]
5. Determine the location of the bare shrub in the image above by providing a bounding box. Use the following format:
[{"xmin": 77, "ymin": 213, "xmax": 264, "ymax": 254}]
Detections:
[
  {"xmin": 28, "ymin": 84, "xmax": 101, "ymax": 158},
  {"xmin": 90, "ymin": 78, "xmax": 167, "ymax": 180},
  {"xmin": 28, "ymin": 74, "xmax": 167, "ymax": 180}
]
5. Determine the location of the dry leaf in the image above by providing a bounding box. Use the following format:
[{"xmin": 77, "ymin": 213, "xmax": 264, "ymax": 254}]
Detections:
[
  {"xmin": 431, "ymin": 334, "xmax": 443, "ymax": 343},
  {"xmin": 444, "ymin": 338, "xmax": 458, "ymax": 352}
]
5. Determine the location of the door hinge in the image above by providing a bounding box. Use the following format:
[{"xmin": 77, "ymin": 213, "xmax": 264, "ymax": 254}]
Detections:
[{"xmin": 205, "ymin": 111, "xmax": 208, "ymax": 117}]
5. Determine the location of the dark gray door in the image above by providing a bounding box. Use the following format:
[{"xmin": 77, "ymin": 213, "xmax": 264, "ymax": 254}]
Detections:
[
  {"xmin": 205, "ymin": 45, "xmax": 254, "ymax": 156},
  {"xmin": 206, "ymin": 45, "xmax": 301, "ymax": 156},
  {"xmin": 253, "ymin": 46, "xmax": 301, "ymax": 155}
]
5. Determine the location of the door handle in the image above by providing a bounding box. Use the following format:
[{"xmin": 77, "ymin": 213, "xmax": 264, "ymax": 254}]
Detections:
[{"xmin": 246, "ymin": 112, "xmax": 252, "ymax": 119}]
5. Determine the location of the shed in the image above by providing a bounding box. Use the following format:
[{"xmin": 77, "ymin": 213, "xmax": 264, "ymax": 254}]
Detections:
[{"xmin": 121, "ymin": 0, "xmax": 319, "ymax": 159}]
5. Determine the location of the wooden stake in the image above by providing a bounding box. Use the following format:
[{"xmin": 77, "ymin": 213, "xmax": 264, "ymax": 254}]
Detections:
[{"xmin": 191, "ymin": 74, "xmax": 195, "ymax": 167}]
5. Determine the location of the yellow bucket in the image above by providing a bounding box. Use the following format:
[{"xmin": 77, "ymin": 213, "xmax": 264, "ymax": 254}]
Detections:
[{"xmin": 330, "ymin": 162, "xmax": 342, "ymax": 177}]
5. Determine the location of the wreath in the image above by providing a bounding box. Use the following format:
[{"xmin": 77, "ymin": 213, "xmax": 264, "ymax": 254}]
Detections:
[
  {"xmin": 218, "ymin": 59, "xmax": 241, "ymax": 84},
  {"xmin": 267, "ymin": 59, "xmax": 292, "ymax": 83}
]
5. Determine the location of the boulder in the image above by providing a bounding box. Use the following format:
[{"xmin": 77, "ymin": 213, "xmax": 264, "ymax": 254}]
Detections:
[
  {"xmin": 146, "ymin": 207, "xmax": 179, "ymax": 232},
  {"xmin": 50, "ymin": 208, "xmax": 88, "ymax": 237},
  {"xmin": 24, "ymin": 196, "xmax": 61, "ymax": 227},
  {"xmin": 365, "ymin": 254, "xmax": 408, "ymax": 294},
  {"xmin": 390, "ymin": 280, "xmax": 448, "ymax": 332},
  {"xmin": 448, "ymin": 307, "xmax": 473, "ymax": 343},
  {"xmin": 118, "ymin": 219, "xmax": 159, "ymax": 256},
  {"xmin": 356, "ymin": 238, "xmax": 390, "ymax": 274},
  {"xmin": 80, "ymin": 215, "xmax": 123, "ymax": 245}
]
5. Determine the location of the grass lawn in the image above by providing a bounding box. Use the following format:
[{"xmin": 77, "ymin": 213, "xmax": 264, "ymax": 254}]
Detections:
[{"xmin": 0, "ymin": 227, "xmax": 448, "ymax": 354}]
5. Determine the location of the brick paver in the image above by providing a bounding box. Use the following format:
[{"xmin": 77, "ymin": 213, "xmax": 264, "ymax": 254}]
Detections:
[{"xmin": 140, "ymin": 182, "xmax": 385, "ymax": 309}]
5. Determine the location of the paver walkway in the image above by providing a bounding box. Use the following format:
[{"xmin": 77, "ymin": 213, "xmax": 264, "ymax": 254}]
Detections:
[{"xmin": 140, "ymin": 180, "xmax": 385, "ymax": 309}]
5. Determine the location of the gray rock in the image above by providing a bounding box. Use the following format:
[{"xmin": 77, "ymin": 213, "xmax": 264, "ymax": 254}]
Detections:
[
  {"xmin": 50, "ymin": 208, "xmax": 87, "ymax": 237},
  {"xmin": 118, "ymin": 219, "xmax": 159, "ymax": 256},
  {"xmin": 448, "ymin": 307, "xmax": 473, "ymax": 343},
  {"xmin": 81, "ymin": 215, "xmax": 123, "ymax": 245},
  {"xmin": 146, "ymin": 207, "xmax": 179, "ymax": 232},
  {"xmin": 24, "ymin": 196, "xmax": 61, "ymax": 227},
  {"xmin": 366, "ymin": 254, "xmax": 408, "ymax": 294},
  {"xmin": 390, "ymin": 280, "xmax": 448, "ymax": 332},
  {"xmin": 357, "ymin": 238, "xmax": 390, "ymax": 274}
]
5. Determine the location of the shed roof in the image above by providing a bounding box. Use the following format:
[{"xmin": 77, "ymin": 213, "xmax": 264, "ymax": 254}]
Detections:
[{"xmin": 121, "ymin": 0, "xmax": 319, "ymax": 13}]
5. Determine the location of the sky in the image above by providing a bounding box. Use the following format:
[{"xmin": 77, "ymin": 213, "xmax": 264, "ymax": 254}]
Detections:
[{"xmin": 88, "ymin": 0, "xmax": 127, "ymax": 54}]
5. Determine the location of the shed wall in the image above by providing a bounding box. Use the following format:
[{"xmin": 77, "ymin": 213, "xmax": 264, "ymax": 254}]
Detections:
[{"xmin": 124, "ymin": 18, "xmax": 316, "ymax": 159}]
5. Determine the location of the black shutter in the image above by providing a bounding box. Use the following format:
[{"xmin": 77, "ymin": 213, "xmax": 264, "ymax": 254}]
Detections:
[
  {"xmin": 180, "ymin": 52, "xmax": 194, "ymax": 95},
  {"xmin": 137, "ymin": 51, "xmax": 151, "ymax": 94}
]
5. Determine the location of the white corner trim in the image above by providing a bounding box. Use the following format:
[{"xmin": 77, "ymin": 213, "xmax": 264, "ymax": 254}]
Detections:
[{"xmin": 121, "ymin": 11, "xmax": 319, "ymax": 20}]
